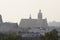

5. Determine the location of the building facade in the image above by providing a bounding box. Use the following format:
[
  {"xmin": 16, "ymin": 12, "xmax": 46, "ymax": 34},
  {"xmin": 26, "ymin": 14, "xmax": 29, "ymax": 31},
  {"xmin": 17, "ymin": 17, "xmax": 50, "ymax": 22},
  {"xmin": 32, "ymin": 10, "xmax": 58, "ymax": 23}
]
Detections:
[{"xmin": 20, "ymin": 10, "xmax": 48, "ymax": 28}]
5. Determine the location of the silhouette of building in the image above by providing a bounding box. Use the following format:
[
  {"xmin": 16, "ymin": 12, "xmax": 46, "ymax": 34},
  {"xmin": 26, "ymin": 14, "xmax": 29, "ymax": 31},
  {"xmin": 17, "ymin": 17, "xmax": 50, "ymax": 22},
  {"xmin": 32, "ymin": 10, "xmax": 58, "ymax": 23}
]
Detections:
[
  {"xmin": 0, "ymin": 14, "xmax": 18, "ymax": 33},
  {"xmin": 0, "ymin": 15, "xmax": 3, "ymax": 23},
  {"xmin": 0, "ymin": 22, "xmax": 18, "ymax": 33},
  {"xmin": 19, "ymin": 10, "xmax": 48, "ymax": 28}
]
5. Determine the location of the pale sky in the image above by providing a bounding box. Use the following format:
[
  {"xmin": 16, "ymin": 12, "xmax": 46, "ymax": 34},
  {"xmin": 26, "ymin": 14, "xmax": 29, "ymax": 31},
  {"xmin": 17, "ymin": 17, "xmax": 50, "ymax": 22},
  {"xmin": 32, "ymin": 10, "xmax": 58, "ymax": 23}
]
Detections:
[{"xmin": 0, "ymin": 0, "xmax": 60, "ymax": 24}]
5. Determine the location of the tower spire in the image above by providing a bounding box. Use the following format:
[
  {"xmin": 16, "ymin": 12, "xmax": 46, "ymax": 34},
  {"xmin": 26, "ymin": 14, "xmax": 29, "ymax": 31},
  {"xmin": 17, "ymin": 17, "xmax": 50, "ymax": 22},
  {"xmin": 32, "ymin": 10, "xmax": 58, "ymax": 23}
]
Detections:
[
  {"xmin": 39, "ymin": 9, "xmax": 41, "ymax": 13},
  {"xmin": 39, "ymin": 9, "xmax": 41, "ymax": 12},
  {"xmin": 29, "ymin": 14, "xmax": 31, "ymax": 19},
  {"xmin": 38, "ymin": 9, "xmax": 42, "ymax": 19},
  {"xmin": 0, "ymin": 14, "xmax": 3, "ymax": 23}
]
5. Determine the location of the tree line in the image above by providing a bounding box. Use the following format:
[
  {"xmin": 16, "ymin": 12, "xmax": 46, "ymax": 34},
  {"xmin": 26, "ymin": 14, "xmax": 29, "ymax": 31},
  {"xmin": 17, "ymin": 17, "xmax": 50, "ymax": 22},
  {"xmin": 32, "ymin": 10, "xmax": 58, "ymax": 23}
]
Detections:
[
  {"xmin": 37, "ymin": 29, "xmax": 58, "ymax": 40},
  {"xmin": 0, "ymin": 29, "xmax": 59, "ymax": 40},
  {"xmin": 0, "ymin": 33, "xmax": 22, "ymax": 40}
]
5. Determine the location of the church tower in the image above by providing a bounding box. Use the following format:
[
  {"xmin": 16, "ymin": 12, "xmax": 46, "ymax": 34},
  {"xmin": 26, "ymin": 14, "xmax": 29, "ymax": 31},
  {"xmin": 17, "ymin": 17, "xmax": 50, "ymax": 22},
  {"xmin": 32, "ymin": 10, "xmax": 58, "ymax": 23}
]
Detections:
[
  {"xmin": 29, "ymin": 14, "xmax": 32, "ymax": 19},
  {"xmin": 38, "ymin": 9, "xmax": 42, "ymax": 19},
  {"xmin": 0, "ymin": 15, "xmax": 3, "ymax": 23}
]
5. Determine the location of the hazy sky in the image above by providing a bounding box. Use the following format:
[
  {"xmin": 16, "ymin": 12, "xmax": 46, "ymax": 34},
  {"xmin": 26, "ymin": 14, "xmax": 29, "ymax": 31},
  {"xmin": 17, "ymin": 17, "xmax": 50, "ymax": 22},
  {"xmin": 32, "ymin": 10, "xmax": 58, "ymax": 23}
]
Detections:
[{"xmin": 0, "ymin": 0, "xmax": 60, "ymax": 24}]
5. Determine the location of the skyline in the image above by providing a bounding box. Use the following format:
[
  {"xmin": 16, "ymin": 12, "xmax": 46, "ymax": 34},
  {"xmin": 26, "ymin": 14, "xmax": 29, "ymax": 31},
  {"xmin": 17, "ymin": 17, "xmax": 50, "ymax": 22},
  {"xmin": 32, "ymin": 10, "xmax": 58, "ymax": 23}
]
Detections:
[{"xmin": 0, "ymin": 0, "xmax": 60, "ymax": 24}]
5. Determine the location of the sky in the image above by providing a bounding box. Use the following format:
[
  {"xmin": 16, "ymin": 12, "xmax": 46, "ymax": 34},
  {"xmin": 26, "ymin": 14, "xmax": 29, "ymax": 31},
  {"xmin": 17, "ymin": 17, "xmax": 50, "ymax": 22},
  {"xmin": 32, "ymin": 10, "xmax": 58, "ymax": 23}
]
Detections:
[{"xmin": 0, "ymin": 0, "xmax": 60, "ymax": 24}]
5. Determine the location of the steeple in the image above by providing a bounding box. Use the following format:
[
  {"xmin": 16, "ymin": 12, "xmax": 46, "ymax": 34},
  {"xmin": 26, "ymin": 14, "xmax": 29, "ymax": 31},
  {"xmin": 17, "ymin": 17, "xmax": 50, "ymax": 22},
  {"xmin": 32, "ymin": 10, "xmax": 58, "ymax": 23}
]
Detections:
[
  {"xmin": 29, "ymin": 14, "xmax": 31, "ymax": 19},
  {"xmin": 39, "ymin": 9, "xmax": 41, "ymax": 13},
  {"xmin": 0, "ymin": 15, "xmax": 3, "ymax": 23},
  {"xmin": 38, "ymin": 9, "xmax": 42, "ymax": 19}
]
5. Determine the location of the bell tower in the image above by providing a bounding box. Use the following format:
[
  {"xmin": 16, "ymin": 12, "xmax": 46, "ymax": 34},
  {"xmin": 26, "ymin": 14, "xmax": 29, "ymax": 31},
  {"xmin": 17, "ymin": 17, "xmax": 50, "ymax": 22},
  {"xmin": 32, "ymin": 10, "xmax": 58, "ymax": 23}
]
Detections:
[
  {"xmin": 0, "ymin": 15, "xmax": 3, "ymax": 23},
  {"xmin": 38, "ymin": 9, "xmax": 42, "ymax": 19},
  {"xmin": 29, "ymin": 14, "xmax": 32, "ymax": 19}
]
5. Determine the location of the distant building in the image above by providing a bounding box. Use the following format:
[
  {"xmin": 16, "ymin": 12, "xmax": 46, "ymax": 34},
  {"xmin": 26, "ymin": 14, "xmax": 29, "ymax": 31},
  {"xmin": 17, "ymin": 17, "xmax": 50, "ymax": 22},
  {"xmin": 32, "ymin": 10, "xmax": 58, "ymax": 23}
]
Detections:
[
  {"xmin": 0, "ymin": 14, "xmax": 18, "ymax": 33},
  {"xmin": 48, "ymin": 21, "xmax": 60, "ymax": 27},
  {"xmin": 19, "ymin": 10, "xmax": 48, "ymax": 28},
  {"xmin": 0, "ymin": 22, "xmax": 18, "ymax": 33}
]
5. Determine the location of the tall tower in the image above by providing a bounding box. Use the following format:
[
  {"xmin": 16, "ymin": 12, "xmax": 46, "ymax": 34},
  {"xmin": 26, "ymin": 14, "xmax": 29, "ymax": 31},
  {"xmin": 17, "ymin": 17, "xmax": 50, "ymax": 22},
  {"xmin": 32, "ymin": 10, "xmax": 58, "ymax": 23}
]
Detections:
[
  {"xmin": 38, "ymin": 9, "xmax": 42, "ymax": 19},
  {"xmin": 0, "ymin": 15, "xmax": 3, "ymax": 23},
  {"xmin": 29, "ymin": 14, "xmax": 32, "ymax": 19}
]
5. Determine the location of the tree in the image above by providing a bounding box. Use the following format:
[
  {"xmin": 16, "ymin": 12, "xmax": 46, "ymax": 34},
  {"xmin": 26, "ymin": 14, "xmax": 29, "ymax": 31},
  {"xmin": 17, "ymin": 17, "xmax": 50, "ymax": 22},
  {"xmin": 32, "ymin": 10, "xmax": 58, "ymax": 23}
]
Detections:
[
  {"xmin": 49, "ymin": 29, "xmax": 58, "ymax": 40},
  {"xmin": 37, "ymin": 35, "xmax": 45, "ymax": 40},
  {"xmin": 4, "ymin": 33, "xmax": 22, "ymax": 40},
  {"xmin": 45, "ymin": 29, "xmax": 58, "ymax": 40},
  {"xmin": 45, "ymin": 33, "xmax": 49, "ymax": 40}
]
